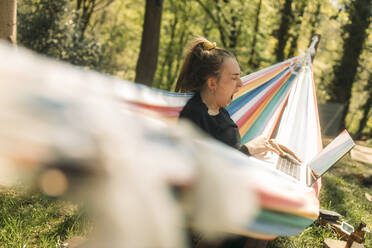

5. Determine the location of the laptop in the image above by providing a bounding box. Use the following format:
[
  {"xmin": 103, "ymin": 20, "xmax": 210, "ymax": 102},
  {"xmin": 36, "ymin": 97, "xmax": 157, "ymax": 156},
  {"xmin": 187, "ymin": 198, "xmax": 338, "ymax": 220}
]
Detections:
[{"xmin": 275, "ymin": 130, "xmax": 355, "ymax": 186}]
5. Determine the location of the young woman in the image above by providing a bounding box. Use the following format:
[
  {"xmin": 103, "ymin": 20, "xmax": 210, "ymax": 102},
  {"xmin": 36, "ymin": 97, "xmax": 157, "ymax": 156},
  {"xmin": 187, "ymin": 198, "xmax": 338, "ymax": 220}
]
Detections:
[
  {"xmin": 176, "ymin": 36, "xmax": 304, "ymax": 248},
  {"xmin": 176, "ymin": 37, "xmax": 292, "ymax": 248},
  {"xmin": 176, "ymin": 37, "xmax": 281, "ymax": 159}
]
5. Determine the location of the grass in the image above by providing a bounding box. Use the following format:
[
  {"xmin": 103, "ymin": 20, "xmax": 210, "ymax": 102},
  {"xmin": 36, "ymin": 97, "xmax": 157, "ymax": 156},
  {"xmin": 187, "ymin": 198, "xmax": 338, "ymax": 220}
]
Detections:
[
  {"xmin": 0, "ymin": 142, "xmax": 371, "ymax": 247},
  {"xmin": 0, "ymin": 187, "xmax": 91, "ymax": 248},
  {"xmin": 268, "ymin": 140, "xmax": 372, "ymax": 248}
]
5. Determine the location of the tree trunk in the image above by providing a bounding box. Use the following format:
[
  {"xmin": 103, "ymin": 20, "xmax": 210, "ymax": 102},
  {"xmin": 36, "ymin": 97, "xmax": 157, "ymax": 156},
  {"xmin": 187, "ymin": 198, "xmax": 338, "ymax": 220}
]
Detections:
[
  {"xmin": 248, "ymin": 0, "xmax": 262, "ymax": 69},
  {"xmin": 274, "ymin": 0, "xmax": 293, "ymax": 62},
  {"xmin": 0, "ymin": 0, "xmax": 17, "ymax": 44},
  {"xmin": 308, "ymin": 0, "xmax": 321, "ymax": 47},
  {"xmin": 76, "ymin": 0, "xmax": 114, "ymax": 38},
  {"xmin": 356, "ymin": 74, "xmax": 372, "ymax": 139},
  {"xmin": 155, "ymin": 13, "xmax": 178, "ymax": 89},
  {"xmin": 214, "ymin": 0, "xmax": 241, "ymax": 50},
  {"xmin": 327, "ymin": 0, "xmax": 371, "ymax": 129},
  {"xmin": 287, "ymin": 0, "xmax": 307, "ymax": 58},
  {"xmin": 356, "ymin": 96, "xmax": 372, "ymax": 139},
  {"xmin": 195, "ymin": 0, "xmax": 242, "ymax": 50},
  {"xmin": 135, "ymin": 0, "xmax": 163, "ymax": 87},
  {"xmin": 170, "ymin": 27, "xmax": 189, "ymax": 91},
  {"xmin": 195, "ymin": 0, "xmax": 228, "ymax": 47}
]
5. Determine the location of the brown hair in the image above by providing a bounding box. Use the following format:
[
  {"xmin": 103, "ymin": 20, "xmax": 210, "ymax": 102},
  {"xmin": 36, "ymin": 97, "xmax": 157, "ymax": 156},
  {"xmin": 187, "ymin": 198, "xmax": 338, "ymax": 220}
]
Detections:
[{"xmin": 175, "ymin": 37, "xmax": 234, "ymax": 93}]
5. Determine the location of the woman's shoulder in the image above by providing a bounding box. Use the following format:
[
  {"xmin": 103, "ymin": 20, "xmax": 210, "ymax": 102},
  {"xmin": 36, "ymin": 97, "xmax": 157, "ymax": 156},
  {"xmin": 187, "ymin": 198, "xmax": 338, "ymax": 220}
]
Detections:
[
  {"xmin": 179, "ymin": 93, "xmax": 207, "ymax": 120},
  {"xmin": 181, "ymin": 93, "xmax": 204, "ymax": 113}
]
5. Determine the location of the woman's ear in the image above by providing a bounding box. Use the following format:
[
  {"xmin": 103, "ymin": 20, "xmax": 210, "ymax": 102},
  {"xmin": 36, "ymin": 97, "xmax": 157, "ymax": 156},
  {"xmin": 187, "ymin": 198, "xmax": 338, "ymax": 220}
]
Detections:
[{"xmin": 206, "ymin": 77, "xmax": 217, "ymax": 92}]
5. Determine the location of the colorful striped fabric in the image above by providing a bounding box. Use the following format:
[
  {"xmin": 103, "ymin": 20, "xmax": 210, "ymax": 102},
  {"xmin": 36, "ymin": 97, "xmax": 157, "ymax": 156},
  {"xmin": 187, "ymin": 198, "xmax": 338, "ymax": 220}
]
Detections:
[
  {"xmin": 115, "ymin": 55, "xmax": 322, "ymax": 162},
  {"xmin": 227, "ymin": 57, "xmax": 301, "ymax": 143},
  {"xmin": 115, "ymin": 81, "xmax": 192, "ymax": 119},
  {"xmin": 115, "ymin": 55, "xmax": 320, "ymax": 153}
]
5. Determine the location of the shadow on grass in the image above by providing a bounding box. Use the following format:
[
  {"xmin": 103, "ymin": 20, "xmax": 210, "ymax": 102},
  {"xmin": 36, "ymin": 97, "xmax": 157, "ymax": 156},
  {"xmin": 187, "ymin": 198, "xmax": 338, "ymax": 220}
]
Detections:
[
  {"xmin": 267, "ymin": 236, "xmax": 296, "ymax": 248},
  {"xmin": 267, "ymin": 222, "xmax": 335, "ymax": 248},
  {"xmin": 49, "ymin": 209, "xmax": 89, "ymax": 242},
  {"xmin": 51, "ymin": 214, "xmax": 80, "ymax": 239},
  {"xmin": 319, "ymin": 175, "xmax": 348, "ymax": 216}
]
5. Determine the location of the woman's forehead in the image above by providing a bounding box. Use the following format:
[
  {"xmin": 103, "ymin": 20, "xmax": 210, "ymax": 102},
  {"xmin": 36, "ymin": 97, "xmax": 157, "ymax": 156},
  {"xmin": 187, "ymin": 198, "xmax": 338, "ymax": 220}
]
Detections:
[{"xmin": 222, "ymin": 57, "xmax": 240, "ymax": 73}]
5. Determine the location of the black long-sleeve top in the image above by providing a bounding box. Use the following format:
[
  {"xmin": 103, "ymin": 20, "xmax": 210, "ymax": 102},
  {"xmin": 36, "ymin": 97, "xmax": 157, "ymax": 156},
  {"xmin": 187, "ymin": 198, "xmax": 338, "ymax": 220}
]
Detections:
[{"xmin": 179, "ymin": 92, "xmax": 250, "ymax": 155}]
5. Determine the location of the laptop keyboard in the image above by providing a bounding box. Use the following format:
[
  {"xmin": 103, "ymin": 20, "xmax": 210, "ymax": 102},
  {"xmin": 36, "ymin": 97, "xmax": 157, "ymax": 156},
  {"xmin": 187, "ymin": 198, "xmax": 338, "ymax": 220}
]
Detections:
[{"xmin": 276, "ymin": 156, "xmax": 301, "ymax": 180}]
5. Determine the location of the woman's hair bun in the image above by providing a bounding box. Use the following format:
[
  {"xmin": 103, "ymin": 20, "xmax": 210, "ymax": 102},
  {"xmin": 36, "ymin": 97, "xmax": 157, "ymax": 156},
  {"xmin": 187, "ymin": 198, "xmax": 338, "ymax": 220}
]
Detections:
[
  {"xmin": 175, "ymin": 37, "xmax": 234, "ymax": 92},
  {"xmin": 203, "ymin": 41, "xmax": 217, "ymax": 50}
]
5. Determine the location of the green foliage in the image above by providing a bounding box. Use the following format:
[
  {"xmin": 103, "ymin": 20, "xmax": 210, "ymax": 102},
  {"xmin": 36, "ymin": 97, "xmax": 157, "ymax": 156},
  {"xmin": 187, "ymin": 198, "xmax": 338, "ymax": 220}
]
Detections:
[
  {"xmin": 16, "ymin": 0, "xmax": 372, "ymax": 135},
  {"xmin": 17, "ymin": 0, "xmax": 111, "ymax": 71},
  {"xmin": 0, "ymin": 187, "xmax": 90, "ymax": 247},
  {"xmin": 326, "ymin": 0, "xmax": 371, "ymax": 131},
  {"xmin": 89, "ymin": 1, "xmax": 144, "ymax": 80},
  {"xmin": 345, "ymin": 25, "xmax": 372, "ymax": 138},
  {"xmin": 153, "ymin": 0, "xmax": 196, "ymax": 90}
]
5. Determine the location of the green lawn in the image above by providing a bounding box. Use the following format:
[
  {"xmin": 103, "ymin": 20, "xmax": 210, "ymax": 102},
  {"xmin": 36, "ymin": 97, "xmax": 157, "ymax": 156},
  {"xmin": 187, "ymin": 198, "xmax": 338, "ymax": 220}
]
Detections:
[
  {"xmin": 0, "ymin": 187, "xmax": 91, "ymax": 248},
  {"xmin": 268, "ymin": 148, "xmax": 372, "ymax": 248},
  {"xmin": 1, "ymin": 149, "xmax": 371, "ymax": 247}
]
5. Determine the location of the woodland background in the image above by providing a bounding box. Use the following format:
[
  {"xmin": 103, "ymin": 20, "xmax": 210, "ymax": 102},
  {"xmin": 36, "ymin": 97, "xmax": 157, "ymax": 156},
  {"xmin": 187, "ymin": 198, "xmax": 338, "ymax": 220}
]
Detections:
[
  {"xmin": 0, "ymin": 1, "xmax": 371, "ymax": 247},
  {"xmin": 11, "ymin": 0, "xmax": 372, "ymax": 139}
]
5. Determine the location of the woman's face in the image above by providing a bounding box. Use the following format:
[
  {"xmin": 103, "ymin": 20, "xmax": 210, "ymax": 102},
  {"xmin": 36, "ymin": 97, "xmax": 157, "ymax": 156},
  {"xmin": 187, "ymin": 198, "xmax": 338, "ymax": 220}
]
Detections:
[{"xmin": 213, "ymin": 57, "xmax": 243, "ymax": 108}]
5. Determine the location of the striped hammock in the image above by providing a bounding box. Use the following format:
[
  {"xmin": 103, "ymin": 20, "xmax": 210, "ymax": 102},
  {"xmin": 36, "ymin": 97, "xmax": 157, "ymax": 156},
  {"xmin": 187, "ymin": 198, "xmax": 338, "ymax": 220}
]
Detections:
[
  {"xmin": 116, "ymin": 55, "xmax": 323, "ymax": 164},
  {"xmin": 115, "ymin": 54, "xmax": 323, "ymax": 239},
  {"xmin": 0, "ymin": 42, "xmax": 323, "ymax": 241}
]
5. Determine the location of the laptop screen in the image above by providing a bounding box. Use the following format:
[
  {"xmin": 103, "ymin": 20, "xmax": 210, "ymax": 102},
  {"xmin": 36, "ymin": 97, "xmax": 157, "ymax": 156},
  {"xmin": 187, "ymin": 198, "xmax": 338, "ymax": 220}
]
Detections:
[{"xmin": 308, "ymin": 130, "xmax": 355, "ymax": 176}]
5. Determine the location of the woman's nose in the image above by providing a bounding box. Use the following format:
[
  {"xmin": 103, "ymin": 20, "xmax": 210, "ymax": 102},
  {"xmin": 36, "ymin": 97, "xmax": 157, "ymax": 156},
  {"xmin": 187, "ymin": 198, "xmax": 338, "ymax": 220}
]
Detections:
[{"xmin": 237, "ymin": 78, "xmax": 243, "ymax": 88}]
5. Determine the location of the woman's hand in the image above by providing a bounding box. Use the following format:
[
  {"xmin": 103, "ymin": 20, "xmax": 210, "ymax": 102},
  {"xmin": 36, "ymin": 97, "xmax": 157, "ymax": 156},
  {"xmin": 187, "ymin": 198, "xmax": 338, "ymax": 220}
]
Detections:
[
  {"xmin": 245, "ymin": 136, "xmax": 278, "ymax": 158},
  {"xmin": 245, "ymin": 136, "xmax": 301, "ymax": 163},
  {"xmin": 268, "ymin": 139, "xmax": 302, "ymax": 163}
]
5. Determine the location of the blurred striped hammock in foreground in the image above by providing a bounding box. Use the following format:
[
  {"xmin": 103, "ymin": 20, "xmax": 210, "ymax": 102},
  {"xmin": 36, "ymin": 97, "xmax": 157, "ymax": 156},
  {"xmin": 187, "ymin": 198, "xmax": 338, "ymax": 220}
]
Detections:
[{"xmin": 0, "ymin": 42, "xmax": 324, "ymax": 246}]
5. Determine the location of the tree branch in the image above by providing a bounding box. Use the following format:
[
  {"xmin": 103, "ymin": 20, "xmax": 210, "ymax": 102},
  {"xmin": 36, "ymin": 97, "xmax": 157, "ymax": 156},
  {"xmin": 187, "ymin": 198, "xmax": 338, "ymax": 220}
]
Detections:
[{"xmin": 194, "ymin": 0, "xmax": 228, "ymax": 47}]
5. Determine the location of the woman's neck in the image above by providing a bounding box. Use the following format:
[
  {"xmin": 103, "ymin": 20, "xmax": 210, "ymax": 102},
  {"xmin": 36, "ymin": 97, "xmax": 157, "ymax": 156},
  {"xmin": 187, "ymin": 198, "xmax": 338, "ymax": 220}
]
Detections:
[{"xmin": 200, "ymin": 89, "xmax": 220, "ymax": 115}]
